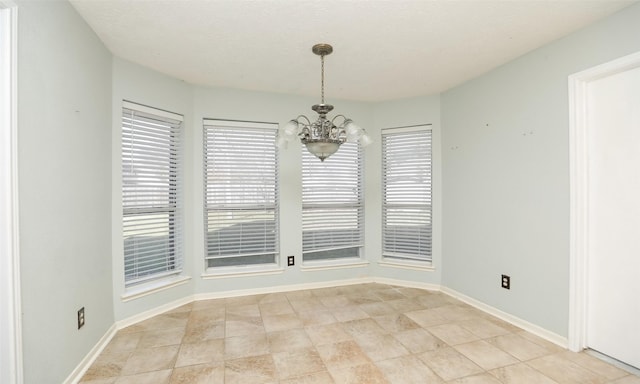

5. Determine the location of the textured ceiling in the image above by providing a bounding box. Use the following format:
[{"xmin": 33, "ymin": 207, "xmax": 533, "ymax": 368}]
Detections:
[{"xmin": 70, "ymin": 0, "xmax": 635, "ymax": 102}]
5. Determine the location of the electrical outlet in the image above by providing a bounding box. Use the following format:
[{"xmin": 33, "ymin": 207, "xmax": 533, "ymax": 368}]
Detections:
[
  {"xmin": 501, "ymin": 275, "xmax": 511, "ymax": 290},
  {"xmin": 77, "ymin": 307, "xmax": 85, "ymax": 329},
  {"xmin": 287, "ymin": 255, "xmax": 295, "ymax": 266}
]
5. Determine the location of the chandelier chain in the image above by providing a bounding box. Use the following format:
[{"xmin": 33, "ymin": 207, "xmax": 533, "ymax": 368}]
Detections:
[{"xmin": 320, "ymin": 54, "xmax": 325, "ymax": 105}]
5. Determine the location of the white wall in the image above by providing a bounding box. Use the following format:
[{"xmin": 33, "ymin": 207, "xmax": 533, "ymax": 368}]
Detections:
[
  {"xmin": 441, "ymin": 2, "xmax": 640, "ymax": 337},
  {"xmin": 16, "ymin": 1, "xmax": 113, "ymax": 382}
]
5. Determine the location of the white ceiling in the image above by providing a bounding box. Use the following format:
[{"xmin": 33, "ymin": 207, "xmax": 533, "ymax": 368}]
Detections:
[{"xmin": 70, "ymin": 0, "xmax": 635, "ymax": 102}]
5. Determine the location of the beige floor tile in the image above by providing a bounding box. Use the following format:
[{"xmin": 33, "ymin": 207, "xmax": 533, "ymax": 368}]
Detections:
[
  {"xmin": 353, "ymin": 332, "xmax": 409, "ymax": 361},
  {"xmin": 393, "ymin": 328, "xmax": 447, "ymax": 354},
  {"xmin": 81, "ymin": 351, "xmax": 130, "ymax": 381},
  {"xmin": 224, "ymin": 354, "xmax": 277, "ymax": 384},
  {"xmin": 427, "ymin": 323, "xmax": 481, "ymax": 345},
  {"xmin": 373, "ymin": 313, "xmax": 421, "ymax": 332},
  {"xmin": 259, "ymin": 299, "xmax": 295, "ymax": 316},
  {"xmin": 101, "ymin": 333, "xmax": 141, "ymax": 355},
  {"xmin": 311, "ymin": 286, "xmax": 344, "ymax": 297},
  {"xmin": 375, "ymin": 355, "xmax": 444, "ymax": 383},
  {"xmin": 342, "ymin": 318, "xmax": 387, "ymax": 337},
  {"xmin": 516, "ymin": 331, "xmax": 564, "ymax": 353},
  {"xmin": 306, "ymin": 323, "xmax": 353, "ymax": 346},
  {"xmin": 385, "ymin": 298, "xmax": 426, "ymax": 313},
  {"xmin": 137, "ymin": 327, "xmax": 185, "ymax": 349},
  {"xmin": 418, "ymin": 347, "xmax": 484, "ymax": 381},
  {"xmin": 454, "ymin": 340, "xmax": 519, "ymax": 370},
  {"xmin": 120, "ymin": 345, "xmax": 179, "ymax": 376},
  {"xmin": 273, "ymin": 347, "xmax": 327, "ymax": 379},
  {"xmin": 268, "ymin": 328, "xmax": 313, "ymax": 352},
  {"xmin": 489, "ymin": 362, "xmax": 559, "ymax": 383},
  {"xmin": 457, "ymin": 317, "xmax": 512, "ymax": 339},
  {"xmin": 298, "ymin": 309, "xmax": 338, "ymax": 326},
  {"xmin": 188, "ymin": 306, "xmax": 225, "ymax": 323},
  {"xmin": 328, "ymin": 363, "xmax": 389, "ymax": 384},
  {"xmin": 290, "ymin": 297, "xmax": 328, "ymax": 312},
  {"xmin": 225, "ymin": 303, "xmax": 260, "ymax": 317},
  {"xmin": 258, "ymin": 292, "xmax": 289, "ymax": 304},
  {"xmin": 527, "ymin": 354, "xmax": 608, "ymax": 384},
  {"xmin": 316, "ymin": 340, "xmax": 371, "ymax": 370},
  {"xmin": 430, "ymin": 304, "xmax": 479, "ymax": 322},
  {"xmin": 191, "ymin": 298, "xmax": 224, "ymax": 311},
  {"xmin": 485, "ymin": 332, "xmax": 551, "ymax": 361},
  {"xmin": 114, "ymin": 369, "xmax": 172, "ymax": 384},
  {"xmin": 318, "ymin": 294, "xmax": 355, "ymax": 308},
  {"xmin": 182, "ymin": 320, "xmax": 225, "ymax": 343},
  {"xmin": 332, "ymin": 306, "xmax": 370, "ymax": 322},
  {"xmin": 359, "ymin": 302, "xmax": 396, "ymax": 317},
  {"xmin": 225, "ymin": 313, "xmax": 264, "ymax": 336},
  {"xmin": 224, "ymin": 332, "xmax": 269, "ymax": 359},
  {"xmin": 559, "ymin": 350, "xmax": 629, "ymax": 380},
  {"xmin": 174, "ymin": 339, "xmax": 224, "ymax": 367},
  {"xmin": 610, "ymin": 375, "xmax": 640, "ymax": 384},
  {"xmin": 169, "ymin": 362, "xmax": 224, "ymax": 384},
  {"xmin": 404, "ymin": 308, "xmax": 449, "ymax": 327},
  {"xmin": 83, "ymin": 284, "xmax": 636, "ymax": 384},
  {"xmin": 262, "ymin": 312, "xmax": 303, "ymax": 332},
  {"xmin": 446, "ymin": 373, "xmax": 503, "ymax": 384},
  {"xmin": 372, "ymin": 288, "xmax": 407, "ymax": 301},
  {"xmin": 280, "ymin": 370, "xmax": 336, "ymax": 384}
]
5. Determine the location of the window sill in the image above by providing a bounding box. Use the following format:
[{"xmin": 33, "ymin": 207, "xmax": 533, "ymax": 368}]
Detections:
[
  {"xmin": 378, "ymin": 259, "xmax": 435, "ymax": 272},
  {"xmin": 301, "ymin": 258, "xmax": 370, "ymax": 272},
  {"xmin": 202, "ymin": 265, "xmax": 284, "ymax": 279},
  {"xmin": 122, "ymin": 275, "xmax": 191, "ymax": 302}
]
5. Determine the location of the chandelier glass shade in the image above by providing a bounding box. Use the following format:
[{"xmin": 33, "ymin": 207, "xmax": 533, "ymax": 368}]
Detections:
[{"xmin": 277, "ymin": 44, "xmax": 372, "ymax": 161}]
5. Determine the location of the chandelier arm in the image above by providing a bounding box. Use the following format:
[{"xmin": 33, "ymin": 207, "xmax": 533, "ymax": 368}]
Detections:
[
  {"xmin": 330, "ymin": 114, "xmax": 349, "ymax": 126},
  {"xmin": 295, "ymin": 115, "xmax": 312, "ymax": 126}
]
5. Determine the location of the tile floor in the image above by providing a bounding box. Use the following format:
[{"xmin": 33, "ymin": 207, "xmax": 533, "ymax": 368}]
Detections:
[{"xmin": 80, "ymin": 283, "xmax": 640, "ymax": 383}]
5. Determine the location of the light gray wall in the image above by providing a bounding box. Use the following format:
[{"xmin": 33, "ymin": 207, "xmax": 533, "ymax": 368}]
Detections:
[
  {"xmin": 441, "ymin": 3, "xmax": 640, "ymax": 337},
  {"xmin": 16, "ymin": 1, "xmax": 113, "ymax": 382}
]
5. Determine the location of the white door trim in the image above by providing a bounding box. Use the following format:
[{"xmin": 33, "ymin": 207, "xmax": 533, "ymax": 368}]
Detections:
[
  {"xmin": 568, "ymin": 50, "xmax": 640, "ymax": 352},
  {"xmin": 0, "ymin": 2, "xmax": 22, "ymax": 383}
]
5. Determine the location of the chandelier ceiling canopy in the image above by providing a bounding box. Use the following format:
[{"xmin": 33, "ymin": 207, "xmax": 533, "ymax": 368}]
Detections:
[{"xmin": 278, "ymin": 43, "xmax": 372, "ymax": 161}]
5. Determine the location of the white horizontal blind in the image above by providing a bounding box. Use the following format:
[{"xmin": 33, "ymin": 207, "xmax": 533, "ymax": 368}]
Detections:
[
  {"xmin": 122, "ymin": 102, "xmax": 183, "ymax": 287},
  {"xmin": 203, "ymin": 119, "xmax": 278, "ymax": 268},
  {"xmin": 382, "ymin": 126, "xmax": 432, "ymax": 262},
  {"xmin": 302, "ymin": 142, "xmax": 363, "ymax": 261}
]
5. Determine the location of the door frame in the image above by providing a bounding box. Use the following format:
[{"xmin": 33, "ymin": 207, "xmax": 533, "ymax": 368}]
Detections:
[
  {"xmin": 568, "ymin": 50, "xmax": 640, "ymax": 352},
  {"xmin": 0, "ymin": 2, "xmax": 22, "ymax": 383}
]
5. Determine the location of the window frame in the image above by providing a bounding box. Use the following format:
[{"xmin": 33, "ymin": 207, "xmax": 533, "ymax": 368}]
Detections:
[
  {"xmin": 202, "ymin": 119, "xmax": 280, "ymax": 273},
  {"xmin": 121, "ymin": 101, "xmax": 184, "ymax": 288},
  {"xmin": 301, "ymin": 141, "xmax": 364, "ymax": 263},
  {"xmin": 381, "ymin": 124, "xmax": 433, "ymax": 265}
]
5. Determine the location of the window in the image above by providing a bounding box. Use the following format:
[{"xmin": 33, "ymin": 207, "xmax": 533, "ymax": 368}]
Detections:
[
  {"xmin": 122, "ymin": 102, "xmax": 183, "ymax": 287},
  {"xmin": 382, "ymin": 125, "xmax": 432, "ymax": 263},
  {"xmin": 302, "ymin": 142, "xmax": 363, "ymax": 261},
  {"xmin": 203, "ymin": 119, "xmax": 279, "ymax": 269}
]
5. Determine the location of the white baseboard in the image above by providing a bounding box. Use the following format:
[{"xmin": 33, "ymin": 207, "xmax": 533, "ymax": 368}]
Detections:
[
  {"xmin": 373, "ymin": 276, "xmax": 440, "ymax": 292},
  {"xmin": 116, "ymin": 295, "xmax": 195, "ymax": 330},
  {"xmin": 440, "ymin": 286, "xmax": 568, "ymax": 348},
  {"xmin": 193, "ymin": 277, "xmax": 375, "ymax": 301},
  {"xmin": 63, "ymin": 324, "xmax": 117, "ymax": 384}
]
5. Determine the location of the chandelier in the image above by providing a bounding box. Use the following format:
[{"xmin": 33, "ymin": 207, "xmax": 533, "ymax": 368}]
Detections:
[{"xmin": 277, "ymin": 43, "xmax": 372, "ymax": 161}]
